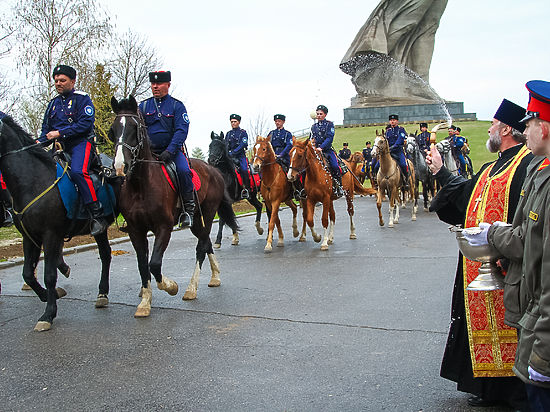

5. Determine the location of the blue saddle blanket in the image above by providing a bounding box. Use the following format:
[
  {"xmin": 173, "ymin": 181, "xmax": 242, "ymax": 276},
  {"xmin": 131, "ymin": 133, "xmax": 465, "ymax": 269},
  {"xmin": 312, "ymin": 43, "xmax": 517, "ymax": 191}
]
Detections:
[{"xmin": 56, "ymin": 163, "xmax": 116, "ymax": 220}]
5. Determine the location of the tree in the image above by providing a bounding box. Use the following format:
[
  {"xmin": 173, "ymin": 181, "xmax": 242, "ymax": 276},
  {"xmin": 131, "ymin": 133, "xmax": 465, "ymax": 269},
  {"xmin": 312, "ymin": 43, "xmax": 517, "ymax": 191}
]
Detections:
[
  {"xmin": 246, "ymin": 111, "xmax": 271, "ymax": 157},
  {"xmin": 191, "ymin": 147, "xmax": 205, "ymax": 161},
  {"xmin": 89, "ymin": 63, "xmax": 117, "ymax": 155},
  {"xmin": 0, "ymin": 2, "xmax": 16, "ymax": 110},
  {"xmin": 110, "ymin": 30, "xmax": 163, "ymax": 100}
]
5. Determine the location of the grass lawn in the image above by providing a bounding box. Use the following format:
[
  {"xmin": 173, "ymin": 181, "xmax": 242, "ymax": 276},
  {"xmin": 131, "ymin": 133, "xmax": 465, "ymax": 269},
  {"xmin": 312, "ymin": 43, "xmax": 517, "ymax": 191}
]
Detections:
[{"xmin": 333, "ymin": 120, "xmax": 495, "ymax": 172}]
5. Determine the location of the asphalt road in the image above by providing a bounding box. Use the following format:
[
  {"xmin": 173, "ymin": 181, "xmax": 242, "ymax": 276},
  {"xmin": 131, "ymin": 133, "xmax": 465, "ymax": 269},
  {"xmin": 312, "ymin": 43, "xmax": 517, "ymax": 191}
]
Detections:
[{"xmin": 0, "ymin": 195, "xmax": 511, "ymax": 411}]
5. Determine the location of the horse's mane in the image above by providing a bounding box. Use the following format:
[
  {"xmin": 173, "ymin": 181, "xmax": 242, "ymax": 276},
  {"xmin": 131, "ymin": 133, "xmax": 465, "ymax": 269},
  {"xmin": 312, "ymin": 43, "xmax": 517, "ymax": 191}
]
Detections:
[
  {"xmin": 116, "ymin": 98, "xmax": 139, "ymax": 113},
  {"xmin": 1, "ymin": 115, "xmax": 55, "ymax": 166}
]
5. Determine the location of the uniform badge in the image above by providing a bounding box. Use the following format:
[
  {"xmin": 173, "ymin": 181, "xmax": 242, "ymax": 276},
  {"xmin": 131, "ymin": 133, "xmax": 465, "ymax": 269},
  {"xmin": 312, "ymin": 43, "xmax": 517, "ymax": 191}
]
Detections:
[
  {"xmin": 520, "ymin": 189, "xmax": 525, "ymax": 197},
  {"xmin": 84, "ymin": 105, "xmax": 94, "ymax": 116},
  {"xmin": 68, "ymin": 100, "xmax": 72, "ymax": 109},
  {"xmin": 529, "ymin": 210, "xmax": 539, "ymax": 221},
  {"xmin": 183, "ymin": 113, "xmax": 190, "ymax": 123}
]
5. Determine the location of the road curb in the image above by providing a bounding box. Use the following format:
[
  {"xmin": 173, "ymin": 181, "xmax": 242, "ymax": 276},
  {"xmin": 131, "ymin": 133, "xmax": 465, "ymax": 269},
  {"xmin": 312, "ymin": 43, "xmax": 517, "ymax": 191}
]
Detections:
[{"xmin": 0, "ymin": 210, "xmax": 262, "ymax": 270}]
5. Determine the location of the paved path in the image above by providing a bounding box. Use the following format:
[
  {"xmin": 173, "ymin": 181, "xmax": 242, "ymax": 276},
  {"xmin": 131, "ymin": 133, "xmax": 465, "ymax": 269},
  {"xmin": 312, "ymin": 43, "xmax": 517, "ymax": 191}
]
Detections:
[{"xmin": 0, "ymin": 196, "xmax": 510, "ymax": 411}]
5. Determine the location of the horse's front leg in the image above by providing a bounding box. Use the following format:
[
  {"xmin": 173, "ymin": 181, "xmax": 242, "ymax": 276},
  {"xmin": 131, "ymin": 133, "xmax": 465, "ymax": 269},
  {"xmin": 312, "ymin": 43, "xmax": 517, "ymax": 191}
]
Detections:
[
  {"xmin": 150, "ymin": 226, "xmax": 179, "ymax": 297},
  {"xmin": 264, "ymin": 201, "xmax": 275, "ymax": 252},
  {"xmin": 299, "ymin": 201, "xmax": 307, "ymax": 242},
  {"xmin": 214, "ymin": 217, "xmax": 224, "ymax": 248},
  {"xmin": 388, "ymin": 189, "xmax": 396, "ymax": 228},
  {"xmin": 346, "ymin": 192, "xmax": 356, "ymax": 239},
  {"xmin": 21, "ymin": 237, "xmax": 46, "ymax": 300},
  {"xmin": 328, "ymin": 201, "xmax": 336, "ymax": 245},
  {"xmin": 128, "ymin": 229, "xmax": 153, "ymax": 318},
  {"xmin": 249, "ymin": 196, "xmax": 264, "ymax": 236},
  {"xmin": 183, "ymin": 236, "xmax": 209, "ymax": 300},
  {"xmin": 376, "ymin": 189, "xmax": 384, "ymax": 227},
  {"xmin": 285, "ymin": 200, "xmax": 299, "ymax": 238},
  {"xmin": 93, "ymin": 230, "xmax": 112, "ymax": 308},
  {"xmin": 306, "ymin": 199, "xmax": 321, "ymax": 243},
  {"xmin": 320, "ymin": 199, "xmax": 331, "ymax": 251}
]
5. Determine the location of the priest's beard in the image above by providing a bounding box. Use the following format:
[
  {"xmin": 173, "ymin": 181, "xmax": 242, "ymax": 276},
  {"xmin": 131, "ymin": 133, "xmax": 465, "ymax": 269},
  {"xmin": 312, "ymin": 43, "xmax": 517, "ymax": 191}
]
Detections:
[{"xmin": 486, "ymin": 130, "xmax": 502, "ymax": 153}]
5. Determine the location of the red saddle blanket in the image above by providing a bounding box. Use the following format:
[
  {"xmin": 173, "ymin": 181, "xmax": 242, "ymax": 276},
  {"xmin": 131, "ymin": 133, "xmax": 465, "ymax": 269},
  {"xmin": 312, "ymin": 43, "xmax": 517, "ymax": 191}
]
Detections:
[
  {"xmin": 161, "ymin": 165, "xmax": 201, "ymax": 192},
  {"xmin": 235, "ymin": 169, "xmax": 260, "ymax": 188}
]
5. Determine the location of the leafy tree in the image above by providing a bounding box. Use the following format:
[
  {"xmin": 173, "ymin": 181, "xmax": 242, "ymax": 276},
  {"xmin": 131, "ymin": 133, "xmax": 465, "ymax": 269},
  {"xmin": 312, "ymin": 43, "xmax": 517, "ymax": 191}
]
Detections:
[
  {"xmin": 191, "ymin": 147, "xmax": 205, "ymax": 161},
  {"xmin": 89, "ymin": 63, "xmax": 117, "ymax": 156}
]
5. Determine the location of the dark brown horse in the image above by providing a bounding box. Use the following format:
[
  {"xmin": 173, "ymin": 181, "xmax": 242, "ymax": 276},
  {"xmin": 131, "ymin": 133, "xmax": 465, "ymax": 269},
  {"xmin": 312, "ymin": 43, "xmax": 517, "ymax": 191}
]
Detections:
[
  {"xmin": 252, "ymin": 135, "xmax": 299, "ymax": 252},
  {"xmin": 110, "ymin": 96, "xmax": 238, "ymax": 316}
]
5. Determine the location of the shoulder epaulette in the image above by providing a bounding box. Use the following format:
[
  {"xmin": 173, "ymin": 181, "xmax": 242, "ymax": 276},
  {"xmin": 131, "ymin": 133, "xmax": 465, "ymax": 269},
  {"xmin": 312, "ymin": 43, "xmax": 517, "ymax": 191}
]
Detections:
[{"xmin": 74, "ymin": 90, "xmax": 89, "ymax": 96}]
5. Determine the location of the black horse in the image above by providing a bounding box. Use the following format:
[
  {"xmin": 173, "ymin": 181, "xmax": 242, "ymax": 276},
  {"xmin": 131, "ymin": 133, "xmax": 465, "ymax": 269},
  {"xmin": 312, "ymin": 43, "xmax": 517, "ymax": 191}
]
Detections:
[
  {"xmin": 208, "ymin": 131, "xmax": 263, "ymax": 247},
  {"xmin": 110, "ymin": 97, "xmax": 239, "ymax": 315},
  {"xmin": 0, "ymin": 115, "xmax": 119, "ymax": 331}
]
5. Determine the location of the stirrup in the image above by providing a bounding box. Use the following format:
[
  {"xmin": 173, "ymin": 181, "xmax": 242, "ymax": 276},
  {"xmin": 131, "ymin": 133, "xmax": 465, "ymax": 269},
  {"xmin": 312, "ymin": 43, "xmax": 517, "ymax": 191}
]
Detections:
[
  {"xmin": 240, "ymin": 188, "xmax": 249, "ymax": 199},
  {"xmin": 2, "ymin": 209, "xmax": 13, "ymax": 227},
  {"xmin": 178, "ymin": 211, "xmax": 192, "ymax": 228}
]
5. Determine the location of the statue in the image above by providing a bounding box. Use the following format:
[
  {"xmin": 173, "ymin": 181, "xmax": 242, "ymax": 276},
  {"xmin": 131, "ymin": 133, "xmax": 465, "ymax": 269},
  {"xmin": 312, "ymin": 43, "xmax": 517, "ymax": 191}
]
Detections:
[{"xmin": 340, "ymin": 0, "xmax": 448, "ymax": 105}]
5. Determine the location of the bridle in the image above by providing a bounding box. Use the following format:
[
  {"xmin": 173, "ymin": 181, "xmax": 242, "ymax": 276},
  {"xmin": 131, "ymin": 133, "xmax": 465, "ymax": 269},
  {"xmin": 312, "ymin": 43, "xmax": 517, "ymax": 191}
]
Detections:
[
  {"xmin": 0, "ymin": 119, "xmax": 46, "ymax": 160},
  {"xmin": 287, "ymin": 144, "xmax": 310, "ymax": 175}
]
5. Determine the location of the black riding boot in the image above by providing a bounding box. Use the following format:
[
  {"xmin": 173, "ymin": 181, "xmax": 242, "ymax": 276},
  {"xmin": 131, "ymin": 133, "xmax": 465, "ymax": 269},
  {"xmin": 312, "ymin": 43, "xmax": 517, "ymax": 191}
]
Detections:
[
  {"xmin": 240, "ymin": 170, "xmax": 250, "ymax": 200},
  {"xmin": 179, "ymin": 191, "xmax": 195, "ymax": 228},
  {"xmin": 401, "ymin": 169, "xmax": 410, "ymax": 191},
  {"xmin": 292, "ymin": 179, "xmax": 306, "ymax": 201},
  {"xmin": 333, "ymin": 174, "xmax": 344, "ymax": 198},
  {"xmin": 87, "ymin": 201, "xmax": 109, "ymax": 236}
]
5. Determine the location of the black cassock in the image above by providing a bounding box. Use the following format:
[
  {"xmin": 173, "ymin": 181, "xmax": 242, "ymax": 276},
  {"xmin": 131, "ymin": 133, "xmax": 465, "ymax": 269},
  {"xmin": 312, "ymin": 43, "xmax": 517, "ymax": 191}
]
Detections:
[{"xmin": 430, "ymin": 144, "xmax": 532, "ymax": 408}]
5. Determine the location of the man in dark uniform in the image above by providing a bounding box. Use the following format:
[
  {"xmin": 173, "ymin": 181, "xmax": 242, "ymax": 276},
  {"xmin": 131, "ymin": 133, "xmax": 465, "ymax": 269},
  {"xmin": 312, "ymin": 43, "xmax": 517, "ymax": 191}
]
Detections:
[
  {"xmin": 311, "ymin": 104, "xmax": 343, "ymax": 197},
  {"xmin": 449, "ymin": 126, "xmax": 467, "ymax": 176},
  {"xmin": 385, "ymin": 114, "xmax": 409, "ymax": 189},
  {"xmin": 0, "ymin": 110, "xmax": 13, "ymax": 227},
  {"xmin": 39, "ymin": 65, "xmax": 108, "ymax": 236},
  {"xmin": 339, "ymin": 142, "xmax": 351, "ymax": 160},
  {"xmin": 417, "ymin": 122, "xmax": 430, "ymax": 154},
  {"xmin": 426, "ymin": 98, "xmax": 532, "ymax": 410},
  {"xmin": 138, "ymin": 70, "xmax": 194, "ymax": 227},
  {"xmin": 362, "ymin": 141, "xmax": 373, "ymax": 176},
  {"xmin": 267, "ymin": 114, "xmax": 293, "ymax": 166},
  {"xmin": 226, "ymin": 114, "xmax": 251, "ymax": 199}
]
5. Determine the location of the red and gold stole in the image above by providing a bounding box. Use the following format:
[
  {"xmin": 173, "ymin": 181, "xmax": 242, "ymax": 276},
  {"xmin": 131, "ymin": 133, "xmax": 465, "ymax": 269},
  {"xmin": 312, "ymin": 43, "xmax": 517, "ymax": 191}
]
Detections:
[{"xmin": 463, "ymin": 145, "xmax": 530, "ymax": 377}]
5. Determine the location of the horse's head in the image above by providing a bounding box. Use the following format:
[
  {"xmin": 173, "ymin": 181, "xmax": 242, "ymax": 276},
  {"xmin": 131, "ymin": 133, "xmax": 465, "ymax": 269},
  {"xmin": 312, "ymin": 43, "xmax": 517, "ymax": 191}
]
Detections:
[
  {"xmin": 110, "ymin": 95, "xmax": 147, "ymax": 177},
  {"xmin": 406, "ymin": 135, "xmax": 418, "ymax": 155},
  {"xmin": 252, "ymin": 135, "xmax": 275, "ymax": 170},
  {"xmin": 372, "ymin": 134, "xmax": 388, "ymax": 157},
  {"xmin": 208, "ymin": 131, "xmax": 228, "ymax": 166},
  {"xmin": 350, "ymin": 151, "xmax": 364, "ymax": 163},
  {"xmin": 287, "ymin": 136, "xmax": 310, "ymax": 182}
]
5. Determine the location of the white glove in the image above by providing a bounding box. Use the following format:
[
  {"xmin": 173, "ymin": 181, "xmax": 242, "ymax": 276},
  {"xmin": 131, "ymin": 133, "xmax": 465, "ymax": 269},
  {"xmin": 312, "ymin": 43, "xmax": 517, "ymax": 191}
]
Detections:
[
  {"xmin": 463, "ymin": 222, "xmax": 491, "ymax": 247},
  {"xmin": 529, "ymin": 366, "xmax": 550, "ymax": 382}
]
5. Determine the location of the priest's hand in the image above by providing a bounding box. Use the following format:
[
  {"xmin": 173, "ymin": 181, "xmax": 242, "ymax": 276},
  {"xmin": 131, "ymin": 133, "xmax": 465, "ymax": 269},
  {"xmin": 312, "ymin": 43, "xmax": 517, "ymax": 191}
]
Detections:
[
  {"xmin": 529, "ymin": 366, "xmax": 550, "ymax": 382},
  {"xmin": 426, "ymin": 143, "xmax": 443, "ymax": 175},
  {"xmin": 463, "ymin": 222, "xmax": 491, "ymax": 247}
]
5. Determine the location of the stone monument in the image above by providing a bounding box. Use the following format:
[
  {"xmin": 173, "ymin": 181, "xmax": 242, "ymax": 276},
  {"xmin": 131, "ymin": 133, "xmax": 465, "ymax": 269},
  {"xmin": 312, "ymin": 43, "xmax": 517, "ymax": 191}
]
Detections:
[{"xmin": 340, "ymin": 0, "xmax": 476, "ymax": 125}]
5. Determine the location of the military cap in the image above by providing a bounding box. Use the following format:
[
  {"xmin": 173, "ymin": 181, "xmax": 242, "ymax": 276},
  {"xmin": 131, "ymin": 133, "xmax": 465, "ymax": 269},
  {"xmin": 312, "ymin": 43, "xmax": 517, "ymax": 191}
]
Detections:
[
  {"xmin": 389, "ymin": 114, "xmax": 398, "ymax": 120},
  {"xmin": 274, "ymin": 114, "xmax": 286, "ymax": 121},
  {"xmin": 316, "ymin": 105, "xmax": 328, "ymax": 114},
  {"xmin": 419, "ymin": 122, "xmax": 428, "ymax": 128},
  {"xmin": 230, "ymin": 114, "xmax": 241, "ymax": 121},
  {"xmin": 343, "ymin": 142, "xmax": 348, "ymax": 146},
  {"xmin": 521, "ymin": 80, "xmax": 550, "ymax": 123},
  {"xmin": 494, "ymin": 99, "xmax": 526, "ymax": 132},
  {"xmin": 149, "ymin": 71, "xmax": 171, "ymax": 83},
  {"xmin": 456, "ymin": 127, "xmax": 462, "ymax": 133},
  {"xmin": 365, "ymin": 141, "xmax": 371, "ymax": 145},
  {"xmin": 449, "ymin": 125, "xmax": 457, "ymax": 130},
  {"xmin": 53, "ymin": 65, "xmax": 76, "ymax": 80}
]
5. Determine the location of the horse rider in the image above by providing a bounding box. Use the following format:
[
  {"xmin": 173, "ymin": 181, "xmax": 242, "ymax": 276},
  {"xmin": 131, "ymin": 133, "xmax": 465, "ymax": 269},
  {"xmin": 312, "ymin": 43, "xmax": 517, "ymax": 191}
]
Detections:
[
  {"xmin": 362, "ymin": 141, "xmax": 373, "ymax": 175},
  {"xmin": 0, "ymin": 110, "xmax": 13, "ymax": 227},
  {"xmin": 385, "ymin": 114, "xmax": 410, "ymax": 189},
  {"xmin": 311, "ymin": 104, "xmax": 343, "ymax": 197},
  {"xmin": 267, "ymin": 113, "xmax": 304, "ymax": 199},
  {"xmin": 138, "ymin": 70, "xmax": 194, "ymax": 227},
  {"xmin": 417, "ymin": 122, "xmax": 430, "ymax": 155},
  {"xmin": 339, "ymin": 142, "xmax": 351, "ymax": 160},
  {"xmin": 38, "ymin": 65, "xmax": 109, "ymax": 236},
  {"xmin": 449, "ymin": 125, "xmax": 467, "ymax": 176},
  {"xmin": 456, "ymin": 126, "xmax": 471, "ymax": 154},
  {"xmin": 225, "ymin": 114, "xmax": 251, "ymax": 199}
]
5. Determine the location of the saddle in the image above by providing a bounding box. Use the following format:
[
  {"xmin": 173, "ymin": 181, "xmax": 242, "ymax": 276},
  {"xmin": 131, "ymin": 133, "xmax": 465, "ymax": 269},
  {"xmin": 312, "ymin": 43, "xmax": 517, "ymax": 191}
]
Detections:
[{"xmin": 321, "ymin": 151, "xmax": 349, "ymax": 175}]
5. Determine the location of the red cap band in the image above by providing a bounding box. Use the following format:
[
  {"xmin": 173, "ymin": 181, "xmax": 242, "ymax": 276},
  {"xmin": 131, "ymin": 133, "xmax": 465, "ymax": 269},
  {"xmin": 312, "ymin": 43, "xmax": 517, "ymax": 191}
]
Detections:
[{"xmin": 527, "ymin": 94, "xmax": 550, "ymax": 122}]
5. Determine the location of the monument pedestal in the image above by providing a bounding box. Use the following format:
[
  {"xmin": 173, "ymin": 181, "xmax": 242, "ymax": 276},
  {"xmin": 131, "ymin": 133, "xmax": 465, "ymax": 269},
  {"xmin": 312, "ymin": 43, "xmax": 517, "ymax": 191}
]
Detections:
[{"xmin": 343, "ymin": 99, "xmax": 476, "ymax": 126}]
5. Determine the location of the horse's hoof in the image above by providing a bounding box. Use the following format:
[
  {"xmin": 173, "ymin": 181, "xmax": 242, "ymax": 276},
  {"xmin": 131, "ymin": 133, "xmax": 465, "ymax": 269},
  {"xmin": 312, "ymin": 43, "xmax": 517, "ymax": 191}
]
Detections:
[
  {"xmin": 257, "ymin": 227, "xmax": 264, "ymax": 236},
  {"xmin": 276, "ymin": 242, "xmax": 284, "ymax": 248},
  {"xmin": 299, "ymin": 237, "xmax": 306, "ymax": 242},
  {"xmin": 208, "ymin": 279, "xmax": 221, "ymax": 287},
  {"xmin": 320, "ymin": 245, "xmax": 329, "ymax": 251},
  {"xmin": 56, "ymin": 287, "xmax": 67, "ymax": 299},
  {"xmin": 138, "ymin": 289, "xmax": 142, "ymax": 298},
  {"xmin": 95, "ymin": 294, "xmax": 109, "ymax": 308},
  {"xmin": 231, "ymin": 240, "xmax": 239, "ymax": 246},
  {"xmin": 34, "ymin": 321, "xmax": 51, "ymax": 332},
  {"xmin": 313, "ymin": 236, "xmax": 321, "ymax": 243},
  {"xmin": 157, "ymin": 278, "xmax": 179, "ymax": 296},
  {"xmin": 328, "ymin": 239, "xmax": 334, "ymax": 245},
  {"xmin": 349, "ymin": 234, "xmax": 357, "ymax": 240},
  {"xmin": 412, "ymin": 216, "xmax": 417, "ymax": 221},
  {"xmin": 134, "ymin": 306, "xmax": 151, "ymax": 318},
  {"xmin": 424, "ymin": 207, "xmax": 429, "ymax": 212},
  {"xmin": 389, "ymin": 223, "xmax": 394, "ymax": 228},
  {"xmin": 213, "ymin": 243, "xmax": 221, "ymax": 249},
  {"xmin": 264, "ymin": 245, "xmax": 272, "ymax": 253},
  {"xmin": 182, "ymin": 291, "xmax": 197, "ymax": 300},
  {"xmin": 60, "ymin": 266, "xmax": 70, "ymax": 278},
  {"xmin": 293, "ymin": 230, "xmax": 299, "ymax": 238},
  {"xmin": 21, "ymin": 283, "xmax": 32, "ymax": 291}
]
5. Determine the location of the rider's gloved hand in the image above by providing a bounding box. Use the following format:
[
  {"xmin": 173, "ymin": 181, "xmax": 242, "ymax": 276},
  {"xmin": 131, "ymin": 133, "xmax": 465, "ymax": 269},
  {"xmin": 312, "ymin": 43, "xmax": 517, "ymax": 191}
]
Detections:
[{"xmin": 159, "ymin": 150, "xmax": 174, "ymax": 163}]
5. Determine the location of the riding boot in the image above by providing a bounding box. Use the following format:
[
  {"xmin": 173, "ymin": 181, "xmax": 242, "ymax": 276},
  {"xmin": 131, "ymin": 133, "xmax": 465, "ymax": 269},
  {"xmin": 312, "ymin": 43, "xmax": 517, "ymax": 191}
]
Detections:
[
  {"xmin": 87, "ymin": 201, "xmax": 109, "ymax": 236},
  {"xmin": 292, "ymin": 180, "xmax": 306, "ymax": 201},
  {"xmin": 333, "ymin": 174, "xmax": 344, "ymax": 198},
  {"xmin": 401, "ymin": 169, "xmax": 410, "ymax": 191},
  {"xmin": 240, "ymin": 170, "xmax": 250, "ymax": 200},
  {"xmin": 178, "ymin": 191, "xmax": 195, "ymax": 228}
]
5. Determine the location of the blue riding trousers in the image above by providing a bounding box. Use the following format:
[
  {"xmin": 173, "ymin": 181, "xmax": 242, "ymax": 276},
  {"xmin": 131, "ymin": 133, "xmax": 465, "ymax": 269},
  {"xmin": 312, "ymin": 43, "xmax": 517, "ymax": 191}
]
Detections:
[
  {"xmin": 324, "ymin": 150, "xmax": 341, "ymax": 177},
  {"xmin": 173, "ymin": 150, "xmax": 193, "ymax": 194},
  {"xmin": 68, "ymin": 140, "xmax": 98, "ymax": 205}
]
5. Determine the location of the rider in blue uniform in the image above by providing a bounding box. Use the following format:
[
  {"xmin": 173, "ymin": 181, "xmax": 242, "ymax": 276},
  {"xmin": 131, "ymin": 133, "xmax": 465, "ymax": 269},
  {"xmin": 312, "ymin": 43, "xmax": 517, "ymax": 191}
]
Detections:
[
  {"xmin": 311, "ymin": 105, "xmax": 343, "ymax": 197},
  {"xmin": 450, "ymin": 125, "xmax": 467, "ymax": 176},
  {"xmin": 0, "ymin": 110, "xmax": 13, "ymax": 227},
  {"xmin": 385, "ymin": 114, "xmax": 409, "ymax": 189},
  {"xmin": 339, "ymin": 143, "xmax": 351, "ymax": 160},
  {"xmin": 267, "ymin": 114, "xmax": 293, "ymax": 166},
  {"xmin": 362, "ymin": 141, "xmax": 373, "ymax": 176},
  {"xmin": 39, "ymin": 65, "xmax": 108, "ymax": 236},
  {"xmin": 226, "ymin": 114, "xmax": 251, "ymax": 199},
  {"xmin": 417, "ymin": 122, "xmax": 430, "ymax": 155},
  {"xmin": 139, "ymin": 70, "xmax": 194, "ymax": 227}
]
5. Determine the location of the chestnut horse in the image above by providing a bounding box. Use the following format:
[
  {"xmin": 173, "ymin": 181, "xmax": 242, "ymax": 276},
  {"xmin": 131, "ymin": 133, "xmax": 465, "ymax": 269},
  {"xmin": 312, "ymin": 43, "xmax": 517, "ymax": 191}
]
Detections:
[
  {"xmin": 110, "ymin": 96, "xmax": 238, "ymax": 317},
  {"xmin": 252, "ymin": 136, "xmax": 299, "ymax": 252},
  {"xmin": 349, "ymin": 151, "xmax": 376, "ymax": 192},
  {"xmin": 372, "ymin": 132, "xmax": 417, "ymax": 227}
]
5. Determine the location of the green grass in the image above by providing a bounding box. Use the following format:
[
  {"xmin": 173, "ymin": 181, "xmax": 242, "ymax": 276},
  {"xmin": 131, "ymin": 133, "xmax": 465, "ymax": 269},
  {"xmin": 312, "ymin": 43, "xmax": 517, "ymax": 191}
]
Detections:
[{"xmin": 333, "ymin": 120, "xmax": 495, "ymax": 172}]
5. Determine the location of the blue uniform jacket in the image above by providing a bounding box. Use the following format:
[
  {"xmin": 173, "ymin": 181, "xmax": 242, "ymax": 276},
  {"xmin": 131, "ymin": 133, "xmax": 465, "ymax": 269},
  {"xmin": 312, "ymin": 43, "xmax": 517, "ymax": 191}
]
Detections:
[
  {"xmin": 226, "ymin": 128, "xmax": 248, "ymax": 158},
  {"xmin": 362, "ymin": 147, "xmax": 372, "ymax": 162},
  {"xmin": 139, "ymin": 94, "xmax": 190, "ymax": 154},
  {"xmin": 268, "ymin": 128, "xmax": 293, "ymax": 158},
  {"xmin": 386, "ymin": 126, "xmax": 407, "ymax": 153},
  {"xmin": 311, "ymin": 119, "xmax": 335, "ymax": 152},
  {"xmin": 39, "ymin": 90, "xmax": 95, "ymax": 150},
  {"xmin": 451, "ymin": 135, "xmax": 465, "ymax": 151},
  {"xmin": 418, "ymin": 131, "xmax": 430, "ymax": 152},
  {"xmin": 0, "ymin": 111, "xmax": 6, "ymax": 120}
]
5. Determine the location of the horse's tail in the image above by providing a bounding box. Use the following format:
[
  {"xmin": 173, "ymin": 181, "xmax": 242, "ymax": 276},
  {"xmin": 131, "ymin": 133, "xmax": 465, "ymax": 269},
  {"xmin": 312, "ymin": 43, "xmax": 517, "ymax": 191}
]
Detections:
[
  {"xmin": 218, "ymin": 189, "xmax": 240, "ymax": 232},
  {"xmin": 352, "ymin": 173, "xmax": 377, "ymax": 196}
]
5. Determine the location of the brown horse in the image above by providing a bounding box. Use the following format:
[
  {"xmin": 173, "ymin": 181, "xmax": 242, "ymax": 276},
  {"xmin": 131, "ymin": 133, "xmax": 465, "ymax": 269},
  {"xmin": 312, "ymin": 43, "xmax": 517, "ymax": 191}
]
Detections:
[
  {"xmin": 252, "ymin": 136, "xmax": 299, "ymax": 252},
  {"xmin": 371, "ymin": 132, "xmax": 417, "ymax": 227},
  {"xmin": 110, "ymin": 96, "xmax": 239, "ymax": 316},
  {"xmin": 349, "ymin": 151, "xmax": 376, "ymax": 192}
]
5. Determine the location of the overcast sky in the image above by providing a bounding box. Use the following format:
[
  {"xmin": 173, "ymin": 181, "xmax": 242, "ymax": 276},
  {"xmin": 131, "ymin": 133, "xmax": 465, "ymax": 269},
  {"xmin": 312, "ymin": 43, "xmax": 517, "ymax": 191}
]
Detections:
[{"xmin": 106, "ymin": 0, "xmax": 550, "ymax": 152}]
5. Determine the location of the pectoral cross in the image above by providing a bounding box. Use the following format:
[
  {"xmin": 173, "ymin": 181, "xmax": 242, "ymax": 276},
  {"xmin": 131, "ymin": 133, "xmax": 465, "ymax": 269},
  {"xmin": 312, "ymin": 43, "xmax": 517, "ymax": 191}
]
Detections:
[{"xmin": 473, "ymin": 195, "xmax": 483, "ymax": 212}]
